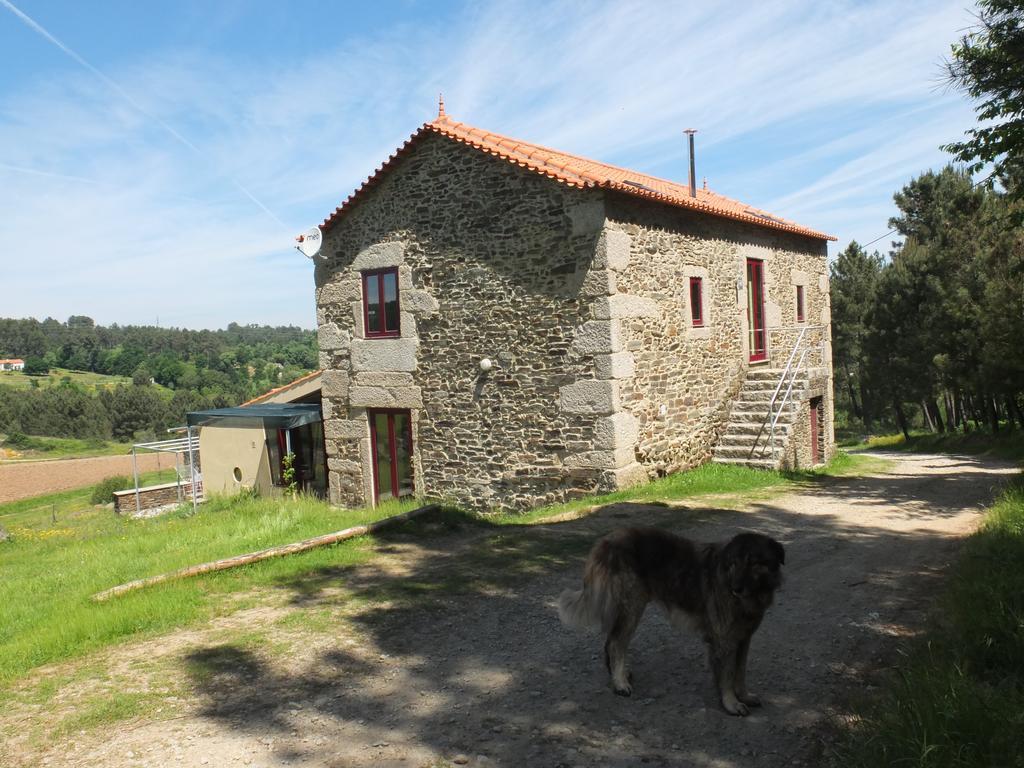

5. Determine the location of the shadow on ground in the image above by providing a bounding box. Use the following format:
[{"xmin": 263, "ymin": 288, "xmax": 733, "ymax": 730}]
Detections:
[{"xmin": 180, "ymin": 453, "xmax": 1015, "ymax": 768}]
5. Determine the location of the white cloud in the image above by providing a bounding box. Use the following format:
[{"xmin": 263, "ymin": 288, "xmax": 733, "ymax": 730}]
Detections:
[{"xmin": 0, "ymin": 0, "xmax": 982, "ymax": 327}]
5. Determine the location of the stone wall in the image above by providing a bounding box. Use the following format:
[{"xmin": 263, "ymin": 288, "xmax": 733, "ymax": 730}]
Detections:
[
  {"xmin": 315, "ymin": 132, "xmax": 835, "ymax": 511},
  {"xmin": 603, "ymin": 193, "xmax": 833, "ymax": 477},
  {"xmin": 316, "ymin": 133, "xmax": 610, "ymax": 511},
  {"xmin": 113, "ymin": 481, "xmax": 199, "ymax": 515},
  {"xmin": 781, "ymin": 370, "xmax": 834, "ymax": 469}
]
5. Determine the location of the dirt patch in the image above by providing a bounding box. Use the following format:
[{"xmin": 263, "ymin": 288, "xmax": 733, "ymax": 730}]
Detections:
[
  {"xmin": 0, "ymin": 454, "xmax": 168, "ymax": 504},
  {"xmin": 2, "ymin": 452, "xmax": 1018, "ymax": 768}
]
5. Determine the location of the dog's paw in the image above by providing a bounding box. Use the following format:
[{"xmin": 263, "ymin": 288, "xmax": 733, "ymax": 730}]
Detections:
[
  {"xmin": 612, "ymin": 681, "xmax": 633, "ymax": 697},
  {"xmin": 722, "ymin": 697, "xmax": 749, "ymax": 717},
  {"xmin": 737, "ymin": 692, "xmax": 762, "ymax": 707}
]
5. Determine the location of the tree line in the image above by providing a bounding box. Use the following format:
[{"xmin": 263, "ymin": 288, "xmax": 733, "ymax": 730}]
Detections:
[
  {"xmin": 831, "ymin": 169, "xmax": 1022, "ymax": 437},
  {"xmin": 0, "ymin": 317, "xmax": 318, "ymax": 442}
]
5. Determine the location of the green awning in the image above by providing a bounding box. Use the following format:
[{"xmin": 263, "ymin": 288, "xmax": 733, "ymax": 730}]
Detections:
[{"xmin": 186, "ymin": 403, "xmax": 322, "ymax": 429}]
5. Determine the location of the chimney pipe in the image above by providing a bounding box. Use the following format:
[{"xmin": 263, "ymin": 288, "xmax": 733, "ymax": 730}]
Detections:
[{"xmin": 684, "ymin": 129, "xmax": 697, "ymax": 198}]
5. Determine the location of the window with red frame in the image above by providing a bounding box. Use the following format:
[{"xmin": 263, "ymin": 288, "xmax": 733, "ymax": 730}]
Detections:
[
  {"xmin": 689, "ymin": 276, "xmax": 704, "ymax": 326},
  {"xmin": 796, "ymin": 284, "xmax": 805, "ymax": 323},
  {"xmin": 363, "ymin": 268, "xmax": 400, "ymax": 337}
]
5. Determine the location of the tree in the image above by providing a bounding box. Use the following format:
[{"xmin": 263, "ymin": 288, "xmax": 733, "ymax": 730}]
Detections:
[
  {"xmin": 943, "ymin": 0, "xmax": 1024, "ymax": 192},
  {"xmin": 132, "ymin": 365, "xmax": 154, "ymax": 387},
  {"xmin": 829, "ymin": 242, "xmax": 883, "ymax": 431},
  {"xmin": 21, "ymin": 357, "xmax": 49, "ymax": 376}
]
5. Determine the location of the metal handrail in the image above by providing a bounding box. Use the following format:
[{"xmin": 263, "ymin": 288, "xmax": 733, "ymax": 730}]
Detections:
[
  {"xmin": 766, "ymin": 326, "xmax": 809, "ymax": 418},
  {"xmin": 758, "ymin": 324, "xmax": 827, "ymax": 459},
  {"xmin": 768, "ymin": 347, "xmax": 809, "ymax": 453},
  {"xmin": 740, "ymin": 325, "xmax": 828, "ymax": 461}
]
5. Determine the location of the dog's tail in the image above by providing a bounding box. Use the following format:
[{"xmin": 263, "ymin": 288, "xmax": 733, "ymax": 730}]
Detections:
[
  {"xmin": 557, "ymin": 587, "xmax": 599, "ymax": 629},
  {"xmin": 558, "ymin": 558, "xmax": 616, "ymax": 631}
]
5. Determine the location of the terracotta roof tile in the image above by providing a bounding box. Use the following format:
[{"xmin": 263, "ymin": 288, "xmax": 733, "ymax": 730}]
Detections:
[
  {"xmin": 242, "ymin": 369, "xmax": 322, "ymax": 406},
  {"xmin": 322, "ymin": 115, "xmax": 835, "ymax": 241}
]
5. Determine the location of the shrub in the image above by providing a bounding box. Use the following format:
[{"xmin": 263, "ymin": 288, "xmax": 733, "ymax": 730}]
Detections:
[
  {"xmin": 90, "ymin": 476, "xmax": 133, "ymax": 505},
  {"xmin": 4, "ymin": 431, "xmax": 32, "ymax": 449}
]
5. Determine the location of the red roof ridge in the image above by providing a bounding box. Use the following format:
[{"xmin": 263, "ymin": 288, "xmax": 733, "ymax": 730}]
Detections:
[
  {"xmin": 321, "ymin": 115, "xmax": 835, "ymax": 241},
  {"xmin": 242, "ymin": 369, "xmax": 322, "ymax": 406}
]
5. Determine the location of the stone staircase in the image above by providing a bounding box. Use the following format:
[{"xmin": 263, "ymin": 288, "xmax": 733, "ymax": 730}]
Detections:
[{"xmin": 713, "ymin": 368, "xmax": 808, "ymax": 470}]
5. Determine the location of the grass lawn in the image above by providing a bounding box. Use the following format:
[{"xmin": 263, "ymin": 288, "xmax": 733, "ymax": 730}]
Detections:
[
  {"xmin": 835, "ymin": 475, "xmax": 1024, "ymax": 767},
  {"xmin": 0, "ymin": 368, "xmax": 134, "ymax": 392},
  {"xmin": 0, "ymin": 489, "xmax": 418, "ymax": 686},
  {"xmin": 0, "ymin": 434, "xmax": 136, "ymax": 461},
  {"xmin": 0, "ymin": 452, "xmax": 878, "ymax": 689},
  {"xmin": 843, "ymin": 429, "xmax": 1024, "ymax": 464}
]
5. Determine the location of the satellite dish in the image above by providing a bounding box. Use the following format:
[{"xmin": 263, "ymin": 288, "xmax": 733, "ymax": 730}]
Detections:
[{"xmin": 295, "ymin": 226, "xmax": 323, "ymax": 260}]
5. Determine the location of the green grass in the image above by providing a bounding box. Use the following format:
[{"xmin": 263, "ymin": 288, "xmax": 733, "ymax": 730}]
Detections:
[
  {"xmin": 0, "ymin": 434, "xmax": 135, "ymax": 460},
  {"xmin": 0, "ymin": 469, "xmax": 177, "ymax": 529},
  {"xmin": 835, "ymin": 476, "xmax": 1024, "ymax": 767},
  {"xmin": 500, "ymin": 452, "xmax": 883, "ymax": 524},
  {"xmin": 0, "ymin": 491, "xmax": 417, "ymax": 685},
  {"xmin": 848, "ymin": 429, "xmax": 1024, "ymax": 464},
  {"xmin": 54, "ymin": 691, "xmax": 162, "ymax": 736},
  {"xmin": 0, "ymin": 368, "xmax": 134, "ymax": 392},
  {"xmin": 0, "ymin": 451, "xmax": 875, "ymax": 688}
]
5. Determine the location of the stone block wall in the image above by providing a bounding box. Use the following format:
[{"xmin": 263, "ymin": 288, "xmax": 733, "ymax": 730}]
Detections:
[
  {"xmin": 316, "ymin": 134, "xmax": 611, "ymax": 511},
  {"xmin": 603, "ymin": 194, "xmax": 833, "ymax": 477},
  {"xmin": 113, "ymin": 480, "xmax": 198, "ymax": 515},
  {"xmin": 780, "ymin": 369, "xmax": 835, "ymax": 469},
  {"xmin": 315, "ymin": 131, "xmax": 835, "ymax": 511}
]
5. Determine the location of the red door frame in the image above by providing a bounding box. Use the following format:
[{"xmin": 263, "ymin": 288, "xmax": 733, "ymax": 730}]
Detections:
[
  {"xmin": 809, "ymin": 397, "xmax": 822, "ymax": 465},
  {"xmin": 368, "ymin": 409, "xmax": 414, "ymax": 502},
  {"xmin": 746, "ymin": 258, "xmax": 767, "ymax": 362}
]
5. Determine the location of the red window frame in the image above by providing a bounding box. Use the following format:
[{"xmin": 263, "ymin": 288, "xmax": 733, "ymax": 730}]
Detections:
[
  {"xmin": 689, "ymin": 276, "xmax": 704, "ymax": 327},
  {"xmin": 796, "ymin": 284, "xmax": 805, "ymax": 323},
  {"xmin": 362, "ymin": 267, "xmax": 401, "ymax": 338}
]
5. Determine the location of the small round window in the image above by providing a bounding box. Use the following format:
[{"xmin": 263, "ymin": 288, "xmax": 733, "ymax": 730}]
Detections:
[{"xmin": 233, "ymin": 467, "xmax": 243, "ymax": 482}]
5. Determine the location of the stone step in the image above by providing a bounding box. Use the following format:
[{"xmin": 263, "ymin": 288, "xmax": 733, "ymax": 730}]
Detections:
[
  {"xmin": 740, "ymin": 379, "xmax": 810, "ymax": 393},
  {"xmin": 716, "ymin": 442, "xmax": 786, "ymax": 460},
  {"xmin": 717, "ymin": 430, "xmax": 782, "ymax": 445},
  {"xmin": 728, "ymin": 407, "xmax": 798, "ymax": 423},
  {"xmin": 724, "ymin": 421, "xmax": 792, "ymax": 436},
  {"xmin": 713, "ymin": 443, "xmax": 783, "ymax": 460},
  {"xmin": 712, "ymin": 456, "xmax": 781, "ymax": 471},
  {"xmin": 744, "ymin": 369, "xmax": 788, "ymax": 380},
  {"xmin": 736, "ymin": 389, "xmax": 808, "ymax": 404}
]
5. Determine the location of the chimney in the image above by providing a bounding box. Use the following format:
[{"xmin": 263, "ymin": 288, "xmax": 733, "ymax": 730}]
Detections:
[{"xmin": 684, "ymin": 129, "xmax": 697, "ymax": 198}]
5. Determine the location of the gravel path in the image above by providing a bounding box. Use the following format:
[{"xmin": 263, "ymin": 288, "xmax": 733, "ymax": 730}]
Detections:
[
  {"xmin": 0, "ymin": 453, "xmax": 169, "ymax": 504},
  {"xmin": 8, "ymin": 452, "xmax": 1018, "ymax": 768}
]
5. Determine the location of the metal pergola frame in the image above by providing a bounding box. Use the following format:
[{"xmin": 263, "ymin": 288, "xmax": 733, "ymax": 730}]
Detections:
[{"xmin": 129, "ymin": 427, "xmax": 201, "ymax": 515}]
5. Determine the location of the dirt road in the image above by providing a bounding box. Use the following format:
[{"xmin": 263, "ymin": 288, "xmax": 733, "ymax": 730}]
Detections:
[
  {"xmin": 0, "ymin": 453, "xmax": 168, "ymax": 503},
  {"xmin": 6, "ymin": 452, "xmax": 1018, "ymax": 768}
]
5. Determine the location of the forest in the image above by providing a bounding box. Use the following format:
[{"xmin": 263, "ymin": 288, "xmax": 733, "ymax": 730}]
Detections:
[
  {"xmin": 0, "ymin": 317, "xmax": 317, "ymax": 442},
  {"xmin": 831, "ymin": 169, "xmax": 1022, "ymax": 437}
]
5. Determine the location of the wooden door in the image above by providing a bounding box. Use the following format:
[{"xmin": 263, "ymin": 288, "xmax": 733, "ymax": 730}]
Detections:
[{"xmin": 810, "ymin": 397, "xmax": 822, "ymax": 465}]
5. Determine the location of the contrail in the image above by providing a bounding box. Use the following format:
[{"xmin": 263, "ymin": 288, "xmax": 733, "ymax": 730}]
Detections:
[
  {"xmin": 1, "ymin": 0, "xmax": 291, "ymax": 231},
  {"xmin": 0, "ymin": 162, "xmax": 101, "ymax": 185}
]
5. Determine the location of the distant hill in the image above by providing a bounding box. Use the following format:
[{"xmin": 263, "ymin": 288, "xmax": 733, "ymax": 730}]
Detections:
[
  {"xmin": 0, "ymin": 368, "xmax": 169, "ymax": 394},
  {"xmin": 0, "ymin": 317, "xmax": 318, "ymax": 443}
]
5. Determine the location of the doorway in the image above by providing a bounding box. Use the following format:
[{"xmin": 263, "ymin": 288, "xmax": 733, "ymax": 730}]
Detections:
[
  {"xmin": 810, "ymin": 397, "xmax": 823, "ymax": 465},
  {"xmin": 369, "ymin": 409, "xmax": 414, "ymax": 502},
  {"xmin": 746, "ymin": 258, "xmax": 767, "ymax": 362}
]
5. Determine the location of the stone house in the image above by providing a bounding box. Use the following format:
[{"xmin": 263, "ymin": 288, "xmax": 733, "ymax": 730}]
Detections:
[{"xmin": 312, "ymin": 107, "xmax": 836, "ymax": 512}]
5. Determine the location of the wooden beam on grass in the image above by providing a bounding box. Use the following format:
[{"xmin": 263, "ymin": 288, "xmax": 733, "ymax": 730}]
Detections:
[{"xmin": 91, "ymin": 503, "xmax": 438, "ymax": 602}]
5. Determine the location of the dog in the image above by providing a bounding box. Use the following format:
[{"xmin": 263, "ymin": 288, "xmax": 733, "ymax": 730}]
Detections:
[{"xmin": 558, "ymin": 527, "xmax": 785, "ymax": 716}]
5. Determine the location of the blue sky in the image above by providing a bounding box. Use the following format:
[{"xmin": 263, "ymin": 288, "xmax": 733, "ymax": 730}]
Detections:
[{"xmin": 0, "ymin": 0, "xmax": 979, "ymax": 330}]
